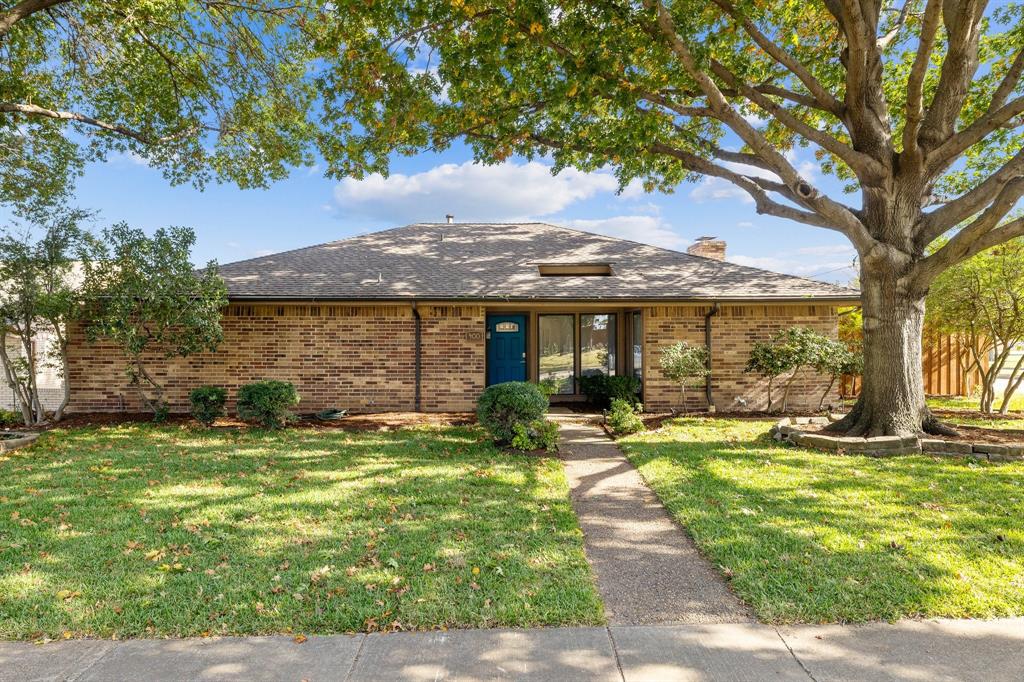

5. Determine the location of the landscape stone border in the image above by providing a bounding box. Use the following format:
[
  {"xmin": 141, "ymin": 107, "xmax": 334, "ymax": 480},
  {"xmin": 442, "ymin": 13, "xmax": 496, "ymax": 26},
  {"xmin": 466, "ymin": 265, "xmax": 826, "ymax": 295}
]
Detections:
[
  {"xmin": 771, "ymin": 418, "xmax": 1024, "ymax": 461},
  {"xmin": 0, "ymin": 432, "xmax": 39, "ymax": 453}
]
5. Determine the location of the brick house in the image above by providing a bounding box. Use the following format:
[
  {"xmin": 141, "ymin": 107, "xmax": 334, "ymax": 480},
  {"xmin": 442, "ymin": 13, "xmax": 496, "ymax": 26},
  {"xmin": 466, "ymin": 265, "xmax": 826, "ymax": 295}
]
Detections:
[{"xmin": 66, "ymin": 222, "xmax": 859, "ymax": 413}]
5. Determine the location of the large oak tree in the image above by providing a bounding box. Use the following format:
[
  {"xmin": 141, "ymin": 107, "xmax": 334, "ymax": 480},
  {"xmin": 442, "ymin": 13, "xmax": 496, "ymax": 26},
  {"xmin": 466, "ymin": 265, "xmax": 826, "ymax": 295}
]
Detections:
[{"xmin": 316, "ymin": 0, "xmax": 1024, "ymax": 437}]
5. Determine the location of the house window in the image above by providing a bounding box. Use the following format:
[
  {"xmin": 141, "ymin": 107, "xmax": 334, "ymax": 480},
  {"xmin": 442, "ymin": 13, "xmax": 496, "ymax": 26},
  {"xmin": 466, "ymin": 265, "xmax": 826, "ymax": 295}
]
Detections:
[
  {"xmin": 632, "ymin": 311, "xmax": 643, "ymax": 380},
  {"xmin": 539, "ymin": 315, "xmax": 575, "ymax": 394},
  {"xmin": 580, "ymin": 314, "xmax": 616, "ymax": 377}
]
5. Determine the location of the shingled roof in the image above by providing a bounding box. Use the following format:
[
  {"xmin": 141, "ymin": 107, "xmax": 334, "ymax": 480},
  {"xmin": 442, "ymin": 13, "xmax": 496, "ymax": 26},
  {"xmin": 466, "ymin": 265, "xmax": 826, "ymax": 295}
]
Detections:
[{"xmin": 217, "ymin": 222, "xmax": 860, "ymax": 302}]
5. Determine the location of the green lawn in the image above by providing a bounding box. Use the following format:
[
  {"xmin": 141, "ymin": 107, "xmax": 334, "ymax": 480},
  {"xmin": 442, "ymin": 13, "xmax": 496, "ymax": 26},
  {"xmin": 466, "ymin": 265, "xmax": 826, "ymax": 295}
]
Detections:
[
  {"xmin": 928, "ymin": 394, "xmax": 1024, "ymax": 414},
  {"xmin": 0, "ymin": 424, "xmax": 602, "ymax": 640},
  {"xmin": 619, "ymin": 418, "xmax": 1024, "ymax": 624}
]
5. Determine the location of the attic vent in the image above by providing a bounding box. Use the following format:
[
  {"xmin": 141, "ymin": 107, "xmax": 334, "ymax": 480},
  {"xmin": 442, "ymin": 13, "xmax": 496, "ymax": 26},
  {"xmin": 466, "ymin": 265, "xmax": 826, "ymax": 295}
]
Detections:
[{"xmin": 537, "ymin": 263, "xmax": 613, "ymax": 277}]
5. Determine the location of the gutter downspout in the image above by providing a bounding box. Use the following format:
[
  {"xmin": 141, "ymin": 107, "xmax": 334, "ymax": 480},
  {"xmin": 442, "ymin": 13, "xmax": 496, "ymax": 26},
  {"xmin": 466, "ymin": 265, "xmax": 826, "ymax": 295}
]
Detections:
[
  {"xmin": 704, "ymin": 302, "xmax": 719, "ymax": 412},
  {"xmin": 411, "ymin": 301, "xmax": 422, "ymax": 412}
]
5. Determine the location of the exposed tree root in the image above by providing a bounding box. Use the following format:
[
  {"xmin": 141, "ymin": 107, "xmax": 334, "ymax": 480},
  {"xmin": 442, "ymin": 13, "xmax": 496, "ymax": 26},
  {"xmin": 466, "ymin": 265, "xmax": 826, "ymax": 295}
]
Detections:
[
  {"xmin": 922, "ymin": 414, "xmax": 960, "ymax": 437},
  {"xmin": 825, "ymin": 399, "xmax": 960, "ymax": 438}
]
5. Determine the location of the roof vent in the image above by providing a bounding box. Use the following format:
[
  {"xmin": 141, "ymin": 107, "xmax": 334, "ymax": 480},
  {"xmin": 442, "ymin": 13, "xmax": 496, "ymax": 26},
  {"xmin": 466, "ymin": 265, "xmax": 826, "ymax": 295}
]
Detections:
[
  {"xmin": 445, "ymin": 214, "xmax": 454, "ymax": 224},
  {"xmin": 687, "ymin": 236, "xmax": 727, "ymax": 261},
  {"xmin": 537, "ymin": 263, "xmax": 613, "ymax": 277}
]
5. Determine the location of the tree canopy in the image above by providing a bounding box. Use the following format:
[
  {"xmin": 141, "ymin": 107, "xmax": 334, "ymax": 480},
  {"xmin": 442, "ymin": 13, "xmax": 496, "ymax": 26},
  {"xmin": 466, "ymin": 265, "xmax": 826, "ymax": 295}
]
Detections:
[{"xmin": 0, "ymin": 0, "xmax": 322, "ymax": 212}]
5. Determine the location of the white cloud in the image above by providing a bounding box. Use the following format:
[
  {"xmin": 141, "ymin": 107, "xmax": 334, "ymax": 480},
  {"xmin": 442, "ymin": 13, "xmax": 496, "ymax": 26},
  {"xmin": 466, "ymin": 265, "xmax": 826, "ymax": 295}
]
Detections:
[
  {"xmin": 729, "ymin": 253, "xmax": 857, "ymax": 281},
  {"xmin": 736, "ymin": 221, "xmax": 755, "ymax": 228},
  {"xmin": 690, "ymin": 177, "xmax": 753, "ymax": 203},
  {"xmin": 334, "ymin": 160, "xmax": 619, "ymax": 223},
  {"xmin": 559, "ymin": 215, "xmax": 686, "ymax": 250}
]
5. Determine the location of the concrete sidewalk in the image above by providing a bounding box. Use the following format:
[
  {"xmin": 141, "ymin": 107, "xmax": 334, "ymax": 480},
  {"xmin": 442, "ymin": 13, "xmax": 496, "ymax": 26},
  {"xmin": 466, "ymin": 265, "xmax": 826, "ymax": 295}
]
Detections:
[
  {"xmin": 554, "ymin": 415, "xmax": 750, "ymax": 624},
  {"xmin": 2, "ymin": 619, "xmax": 1022, "ymax": 681}
]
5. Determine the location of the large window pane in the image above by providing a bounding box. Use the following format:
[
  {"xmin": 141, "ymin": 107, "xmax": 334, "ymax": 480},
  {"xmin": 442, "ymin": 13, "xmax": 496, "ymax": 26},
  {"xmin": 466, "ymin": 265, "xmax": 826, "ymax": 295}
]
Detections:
[
  {"xmin": 632, "ymin": 311, "xmax": 642, "ymax": 380},
  {"xmin": 539, "ymin": 315, "xmax": 575, "ymax": 394},
  {"xmin": 580, "ymin": 314, "xmax": 616, "ymax": 377}
]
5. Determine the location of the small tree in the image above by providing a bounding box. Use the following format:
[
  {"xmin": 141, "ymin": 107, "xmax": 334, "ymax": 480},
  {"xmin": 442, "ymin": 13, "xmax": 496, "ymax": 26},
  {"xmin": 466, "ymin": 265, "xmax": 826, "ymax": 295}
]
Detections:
[
  {"xmin": 813, "ymin": 339, "xmax": 863, "ymax": 412},
  {"xmin": 0, "ymin": 208, "xmax": 96, "ymax": 425},
  {"xmin": 82, "ymin": 224, "xmax": 227, "ymax": 417},
  {"xmin": 927, "ymin": 238, "xmax": 1024, "ymax": 414},
  {"xmin": 659, "ymin": 342, "xmax": 709, "ymax": 412},
  {"xmin": 746, "ymin": 328, "xmax": 835, "ymax": 413},
  {"xmin": 745, "ymin": 341, "xmax": 792, "ymax": 413}
]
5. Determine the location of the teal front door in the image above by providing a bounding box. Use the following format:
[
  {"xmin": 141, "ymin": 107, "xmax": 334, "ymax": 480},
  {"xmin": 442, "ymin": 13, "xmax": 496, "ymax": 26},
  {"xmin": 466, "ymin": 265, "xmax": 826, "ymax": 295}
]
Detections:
[{"xmin": 487, "ymin": 315, "xmax": 527, "ymax": 385}]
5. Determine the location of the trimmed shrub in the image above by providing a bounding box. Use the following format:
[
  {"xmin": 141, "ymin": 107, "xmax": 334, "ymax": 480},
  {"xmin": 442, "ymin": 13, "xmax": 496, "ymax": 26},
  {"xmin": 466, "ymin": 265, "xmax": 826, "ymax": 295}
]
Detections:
[
  {"xmin": 476, "ymin": 381, "xmax": 548, "ymax": 444},
  {"xmin": 511, "ymin": 418, "xmax": 560, "ymax": 452},
  {"xmin": 580, "ymin": 373, "xmax": 641, "ymax": 408},
  {"xmin": 0, "ymin": 409, "xmax": 20, "ymax": 427},
  {"xmin": 607, "ymin": 399, "xmax": 644, "ymax": 435},
  {"xmin": 237, "ymin": 380, "xmax": 299, "ymax": 428},
  {"xmin": 190, "ymin": 385, "xmax": 227, "ymax": 426},
  {"xmin": 606, "ymin": 375, "xmax": 642, "ymax": 405}
]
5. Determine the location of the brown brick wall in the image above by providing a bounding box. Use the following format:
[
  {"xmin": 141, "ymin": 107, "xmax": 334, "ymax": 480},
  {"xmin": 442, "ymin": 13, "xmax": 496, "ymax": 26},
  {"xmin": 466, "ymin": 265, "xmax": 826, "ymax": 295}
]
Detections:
[
  {"xmin": 67, "ymin": 303, "xmax": 421, "ymax": 413},
  {"xmin": 420, "ymin": 305, "xmax": 486, "ymax": 412},
  {"xmin": 642, "ymin": 304, "xmax": 841, "ymax": 412},
  {"xmin": 67, "ymin": 300, "xmax": 840, "ymax": 415}
]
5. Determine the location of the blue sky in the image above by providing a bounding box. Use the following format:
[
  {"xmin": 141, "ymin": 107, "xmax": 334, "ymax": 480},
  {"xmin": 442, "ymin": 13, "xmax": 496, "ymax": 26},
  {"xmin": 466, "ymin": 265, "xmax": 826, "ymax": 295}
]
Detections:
[{"xmin": 75, "ymin": 139, "xmax": 859, "ymax": 284}]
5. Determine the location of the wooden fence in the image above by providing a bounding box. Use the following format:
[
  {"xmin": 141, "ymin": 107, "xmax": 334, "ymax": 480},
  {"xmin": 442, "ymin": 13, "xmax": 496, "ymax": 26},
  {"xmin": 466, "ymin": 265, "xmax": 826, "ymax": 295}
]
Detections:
[{"xmin": 841, "ymin": 332, "xmax": 984, "ymax": 398}]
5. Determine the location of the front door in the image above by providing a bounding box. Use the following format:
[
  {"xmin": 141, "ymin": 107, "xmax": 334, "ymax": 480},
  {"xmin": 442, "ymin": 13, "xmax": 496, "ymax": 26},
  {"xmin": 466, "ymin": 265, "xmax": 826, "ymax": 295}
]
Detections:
[{"xmin": 487, "ymin": 314, "xmax": 527, "ymax": 385}]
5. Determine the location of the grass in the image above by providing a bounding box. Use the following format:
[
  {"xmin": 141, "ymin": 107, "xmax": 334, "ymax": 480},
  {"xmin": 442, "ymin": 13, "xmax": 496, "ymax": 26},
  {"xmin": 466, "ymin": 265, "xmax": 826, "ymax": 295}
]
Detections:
[
  {"xmin": 619, "ymin": 417, "xmax": 1024, "ymax": 624},
  {"xmin": 0, "ymin": 424, "xmax": 602, "ymax": 640},
  {"xmin": 928, "ymin": 394, "xmax": 1024, "ymax": 413},
  {"xmin": 925, "ymin": 396, "xmax": 1024, "ymax": 430}
]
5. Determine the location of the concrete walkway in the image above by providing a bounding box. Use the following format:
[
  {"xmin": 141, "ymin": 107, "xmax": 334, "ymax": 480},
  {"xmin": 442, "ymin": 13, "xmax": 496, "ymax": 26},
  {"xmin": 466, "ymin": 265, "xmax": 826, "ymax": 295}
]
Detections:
[
  {"xmin": 2, "ymin": 619, "xmax": 1022, "ymax": 681},
  {"xmin": 552, "ymin": 414, "xmax": 750, "ymax": 624}
]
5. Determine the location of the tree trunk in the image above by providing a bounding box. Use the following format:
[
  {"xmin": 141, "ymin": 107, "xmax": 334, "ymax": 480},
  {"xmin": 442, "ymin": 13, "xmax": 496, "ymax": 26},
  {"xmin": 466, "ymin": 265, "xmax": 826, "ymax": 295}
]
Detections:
[
  {"xmin": 828, "ymin": 273, "xmax": 947, "ymax": 437},
  {"xmin": 1000, "ymin": 353, "xmax": 1024, "ymax": 415}
]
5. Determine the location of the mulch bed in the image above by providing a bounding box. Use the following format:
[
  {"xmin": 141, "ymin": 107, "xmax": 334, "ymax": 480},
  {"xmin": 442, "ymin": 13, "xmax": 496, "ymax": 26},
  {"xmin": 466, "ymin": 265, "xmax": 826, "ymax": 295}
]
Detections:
[
  {"xmin": 18, "ymin": 411, "xmax": 477, "ymax": 433},
  {"xmin": 800, "ymin": 420, "xmax": 1024, "ymax": 445}
]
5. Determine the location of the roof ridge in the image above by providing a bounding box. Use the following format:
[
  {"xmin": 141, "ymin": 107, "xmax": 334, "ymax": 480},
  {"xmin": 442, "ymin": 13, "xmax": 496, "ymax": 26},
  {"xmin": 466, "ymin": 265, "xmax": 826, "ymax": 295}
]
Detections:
[{"xmin": 528, "ymin": 222, "xmax": 856, "ymax": 291}]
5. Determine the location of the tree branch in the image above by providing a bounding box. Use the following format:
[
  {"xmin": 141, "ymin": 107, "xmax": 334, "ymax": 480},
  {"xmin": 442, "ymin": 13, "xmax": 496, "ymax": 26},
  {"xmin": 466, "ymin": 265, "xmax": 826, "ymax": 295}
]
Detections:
[
  {"xmin": 901, "ymin": 0, "xmax": 940, "ymax": 165},
  {"xmin": 709, "ymin": 0, "xmax": 843, "ymax": 115},
  {"xmin": 0, "ymin": 102, "xmax": 203, "ymax": 144},
  {"xmin": 917, "ymin": 0, "xmax": 987, "ymax": 151},
  {"xmin": 708, "ymin": 59, "xmax": 887, "ymax": 182},
  {"xmin": 927, "ymin": 95, "xmax": 1024, "ymax": 174},
  {"xmin": 0, "ymin": 0, "xmax": 71, "ymax": 38},
  {"xmin": 643, "ymin": 0, "xmax": 872, "ymax": 250},
  {"xmin": 915, "ymin": 212, "xmax": 1024, "ymax": 287},
  {"xmin": 919, "ymin": 147, "xmax": 1024, "ymax": 244}
]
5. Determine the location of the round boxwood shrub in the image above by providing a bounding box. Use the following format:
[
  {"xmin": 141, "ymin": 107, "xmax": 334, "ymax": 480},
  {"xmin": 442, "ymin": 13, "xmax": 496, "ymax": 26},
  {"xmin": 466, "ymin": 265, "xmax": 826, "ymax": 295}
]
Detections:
[
  {"xmin": 189, "ymin": 385, "xmax": 227, "ymax": 426},
  {"xmin": 236, "ymin": 380, "xmax": 299, "ymax": 428},
  {"xmin": 476, "ymin": 381, "xmax": 549, "ymax": 444}
]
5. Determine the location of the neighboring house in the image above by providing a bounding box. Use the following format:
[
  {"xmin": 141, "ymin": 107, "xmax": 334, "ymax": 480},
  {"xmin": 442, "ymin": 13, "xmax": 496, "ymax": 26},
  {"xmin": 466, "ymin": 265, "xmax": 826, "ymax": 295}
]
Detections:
[
  {"xmin": 66, "ymin": 222, "xmax": 859, "ymax": 413},
  {"xmin": 1, "ymin": 330, "xmax": 65, "ymax": 413},
  {"xmin": 993, "ymin": 343, "xmax": 1024, "ymax": 400}
]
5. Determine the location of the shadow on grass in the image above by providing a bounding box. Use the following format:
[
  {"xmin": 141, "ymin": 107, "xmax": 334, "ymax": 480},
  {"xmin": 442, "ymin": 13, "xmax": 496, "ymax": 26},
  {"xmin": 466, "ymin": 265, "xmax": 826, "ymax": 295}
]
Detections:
[
  {"xmin": 0, "ymin": 424, "xmax": 603, "ymax": 639},
  {"xmin": 619, "ymin": 418, "xmax": 1024, "ymax": 623}
]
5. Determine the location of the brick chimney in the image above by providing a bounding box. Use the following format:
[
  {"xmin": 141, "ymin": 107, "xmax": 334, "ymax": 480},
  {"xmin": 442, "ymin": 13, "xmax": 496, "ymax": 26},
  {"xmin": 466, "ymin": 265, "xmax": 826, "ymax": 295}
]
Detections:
[{"xmin": 687, "ymin": 236, "xmax": 727, "ymax": 261}]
